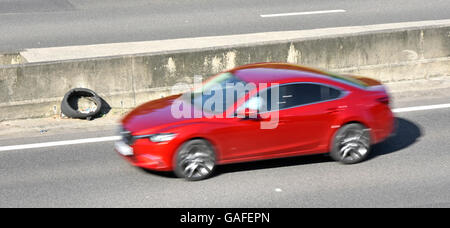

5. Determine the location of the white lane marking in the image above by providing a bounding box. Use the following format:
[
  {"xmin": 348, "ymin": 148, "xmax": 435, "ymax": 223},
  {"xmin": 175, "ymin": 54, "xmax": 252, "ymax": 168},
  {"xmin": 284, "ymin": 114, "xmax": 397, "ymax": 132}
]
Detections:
[
  {"xmin": 0, "ymin": 136, "xmax": 121, "ymax": 152},
  {"xmin": 260, "ymin": 9, "xmax": 346, "ymax": 18},
  {"xmin": 392, "ymin": 103, "xmax": 450, "ymax": 113},
  {"xmin": 1, "ymin": 103, "xmax": 450, "ymax": 152}
]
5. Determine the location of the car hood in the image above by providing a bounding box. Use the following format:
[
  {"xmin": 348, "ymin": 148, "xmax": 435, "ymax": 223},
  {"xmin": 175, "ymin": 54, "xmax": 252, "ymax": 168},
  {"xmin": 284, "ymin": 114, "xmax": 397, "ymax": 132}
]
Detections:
[{"xmin": 121, "ymin": 94, "xmax": 198, "ymax": 134}]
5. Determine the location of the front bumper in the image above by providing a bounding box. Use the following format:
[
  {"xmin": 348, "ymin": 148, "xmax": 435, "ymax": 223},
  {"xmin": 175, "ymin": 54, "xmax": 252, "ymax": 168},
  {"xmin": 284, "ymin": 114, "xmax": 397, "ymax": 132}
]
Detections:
[
  {"xmin": 115, "ymin": 138, "xmax": 176, "ymax": 171},
  {"xmin": 117, "ymin": 152, "xmax": 170, "ymax": 170}
]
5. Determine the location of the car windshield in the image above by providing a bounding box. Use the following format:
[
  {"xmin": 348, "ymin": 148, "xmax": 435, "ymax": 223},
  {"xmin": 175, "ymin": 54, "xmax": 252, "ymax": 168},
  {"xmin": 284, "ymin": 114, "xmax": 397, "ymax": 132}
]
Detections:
[{"xmin": 186, "ymin": 72, "xmax": 250, "ymax": 114}]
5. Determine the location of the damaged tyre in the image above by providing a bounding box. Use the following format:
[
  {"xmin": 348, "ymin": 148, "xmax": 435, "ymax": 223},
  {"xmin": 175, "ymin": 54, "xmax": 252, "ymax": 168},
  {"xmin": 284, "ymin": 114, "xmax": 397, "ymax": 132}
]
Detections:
[{"xmin": 61, "ymin": 88, "xmax": 102, "ymax": 120}]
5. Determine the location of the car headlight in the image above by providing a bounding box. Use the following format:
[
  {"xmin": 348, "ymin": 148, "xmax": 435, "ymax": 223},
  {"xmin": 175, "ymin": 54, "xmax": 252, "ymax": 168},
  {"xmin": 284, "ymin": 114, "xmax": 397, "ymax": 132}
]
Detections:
[{"xmin": 149, "ymin": 133, "xmax": 177, "ymax": 142}]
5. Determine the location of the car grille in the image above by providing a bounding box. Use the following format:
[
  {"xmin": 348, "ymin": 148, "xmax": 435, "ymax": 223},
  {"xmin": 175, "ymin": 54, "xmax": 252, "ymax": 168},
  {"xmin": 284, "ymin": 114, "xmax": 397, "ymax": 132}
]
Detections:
[{"xmin": 119, "ymin": 126, "xmax": 135, "ymax": 145}]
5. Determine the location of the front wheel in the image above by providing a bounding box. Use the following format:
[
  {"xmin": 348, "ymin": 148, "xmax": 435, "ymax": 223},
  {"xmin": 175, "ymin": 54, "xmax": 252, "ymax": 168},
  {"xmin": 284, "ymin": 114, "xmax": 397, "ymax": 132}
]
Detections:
[
  {"xmin": 174, "ymin": 139, "xmax": 216, "ymax": 181},
  {"xmin": 330, "ymin": 123, "xmax": 371, "ymax": 164}
]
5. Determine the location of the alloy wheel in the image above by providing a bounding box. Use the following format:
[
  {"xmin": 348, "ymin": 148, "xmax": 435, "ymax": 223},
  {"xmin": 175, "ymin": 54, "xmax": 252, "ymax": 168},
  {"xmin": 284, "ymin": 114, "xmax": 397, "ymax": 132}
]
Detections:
[
  {"xmin": 331, "ymin": 123, "xmax": 371, "ymax": 164},
  {"xmin": 175, "ymin": 140, "xmax": 216, "ymax": 181},
  {"xmin": 337, "ymin": 129, "xmax": 370, "ymax": 162}
]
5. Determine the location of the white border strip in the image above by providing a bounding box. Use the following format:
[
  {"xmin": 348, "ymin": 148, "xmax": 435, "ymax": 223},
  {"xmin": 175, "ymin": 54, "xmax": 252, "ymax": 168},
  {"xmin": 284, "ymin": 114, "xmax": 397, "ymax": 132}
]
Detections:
[
  {"xmin": 0, "ymin": 136, "xmax": 121, "ymax": 152},
  {"xmin": 260, "ymin": 9, "xmax": 346, "ymax": 18},
  {"xmin": 392, "ymin": 103, "xmax": 450, "ymax": 113},
  {"xmin": 1, "ymin": 103, "xmax": 450, "ymax": 152}
]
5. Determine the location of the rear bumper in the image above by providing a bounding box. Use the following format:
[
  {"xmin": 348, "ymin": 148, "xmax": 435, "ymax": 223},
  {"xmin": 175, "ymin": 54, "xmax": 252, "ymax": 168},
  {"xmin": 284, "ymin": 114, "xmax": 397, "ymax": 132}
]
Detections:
[
  {"xmin": 373, "ymin": 110, "xmax": 396, "ymax": 144},
  {"xmin": 388, "ymin": 117, "xmax": 399, "ymax": 138}
]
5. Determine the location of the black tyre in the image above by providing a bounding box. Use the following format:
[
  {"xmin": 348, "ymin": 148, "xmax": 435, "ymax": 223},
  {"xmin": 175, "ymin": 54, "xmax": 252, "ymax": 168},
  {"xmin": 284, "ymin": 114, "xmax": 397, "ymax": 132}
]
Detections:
[
  {"xmin": 174, "ymin": 139, "xmax": 216, "ymax": 181},
  {"xmin": 61, "ymin": 88, "xmax": 102, "ymax": 120},
  {"xmin": 330, "ymin": 123, "xmax": 371, "ymax": 164}
]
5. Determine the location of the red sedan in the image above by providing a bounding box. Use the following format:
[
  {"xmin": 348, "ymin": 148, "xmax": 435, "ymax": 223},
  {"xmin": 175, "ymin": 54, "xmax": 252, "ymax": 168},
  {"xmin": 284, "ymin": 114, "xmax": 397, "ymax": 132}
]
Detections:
[{"xmin": 115, "ymin": 63, "xmax": 394, "ymax": 181}]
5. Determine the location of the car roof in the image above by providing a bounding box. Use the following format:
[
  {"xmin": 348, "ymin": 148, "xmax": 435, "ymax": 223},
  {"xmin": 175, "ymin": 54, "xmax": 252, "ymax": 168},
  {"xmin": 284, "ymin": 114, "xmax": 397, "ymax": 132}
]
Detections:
[{"xmin": 230, "ymin": 62, "xmax": 368, "ymax": 88}]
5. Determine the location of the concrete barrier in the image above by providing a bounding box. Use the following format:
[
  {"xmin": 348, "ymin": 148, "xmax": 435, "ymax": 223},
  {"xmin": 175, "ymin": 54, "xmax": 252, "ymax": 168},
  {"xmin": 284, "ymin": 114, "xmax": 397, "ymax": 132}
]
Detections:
[
  {"xmin": 1, "ymin": 20, "xmax": 449, "ymax": 121},
  {"xmin": 0, "ymin": 53, "xmax": 26, "ymax": 65}
]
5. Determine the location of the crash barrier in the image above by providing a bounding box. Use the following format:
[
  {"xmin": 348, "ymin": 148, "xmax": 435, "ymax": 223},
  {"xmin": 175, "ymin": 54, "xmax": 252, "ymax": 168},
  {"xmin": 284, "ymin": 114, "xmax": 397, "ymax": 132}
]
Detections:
[
  {"xmin": 0, "ymin": 20, "xmax": 449, "ymax": 121},
  {"xmin": 0, "ymin": 53, "xmax": 26, "ymax": 65}
]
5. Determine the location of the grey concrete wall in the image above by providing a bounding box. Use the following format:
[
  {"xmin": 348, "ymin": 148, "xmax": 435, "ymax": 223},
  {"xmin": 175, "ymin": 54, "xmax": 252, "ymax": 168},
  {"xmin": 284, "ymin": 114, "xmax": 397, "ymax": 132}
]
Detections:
[
  {"xmin": 0, "ymin": 53, "xmax": 26, "ymax": 65},
  {"xmin": 0, "ymin": 24, "xmax": 449, "ymax": 121}
]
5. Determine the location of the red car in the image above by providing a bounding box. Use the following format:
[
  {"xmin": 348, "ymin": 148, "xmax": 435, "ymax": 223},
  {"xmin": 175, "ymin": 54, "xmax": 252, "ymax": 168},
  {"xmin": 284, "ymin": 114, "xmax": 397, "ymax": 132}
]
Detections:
[{"xmin": 115, "ymin": 63, "xmax": 394, "ymax": 181}]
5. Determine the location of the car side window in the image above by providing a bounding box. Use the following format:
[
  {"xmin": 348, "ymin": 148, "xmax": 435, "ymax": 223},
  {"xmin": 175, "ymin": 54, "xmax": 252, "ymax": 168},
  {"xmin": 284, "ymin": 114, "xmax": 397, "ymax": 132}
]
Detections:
[
  {"xmin": 320, "ymin": 84, "xmax": 341, "ymax": 100},
  {"xmin": 236, "ymin": 89, "xmax": 272, "ymax": 113},
  {"xmin": 275, "ymin": 83, "xmax": 342, "ymax": 110},
  {"xmin": 238, "ymin": 83, "xmax": 342, "ymax": 112}
]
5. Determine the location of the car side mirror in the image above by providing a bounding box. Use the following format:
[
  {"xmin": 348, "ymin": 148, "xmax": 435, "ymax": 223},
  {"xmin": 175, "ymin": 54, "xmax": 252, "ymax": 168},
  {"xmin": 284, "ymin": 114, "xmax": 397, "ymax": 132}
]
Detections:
[{"xmin": 236, "ymin": 108, "xmax": 260, "ymax": 120}]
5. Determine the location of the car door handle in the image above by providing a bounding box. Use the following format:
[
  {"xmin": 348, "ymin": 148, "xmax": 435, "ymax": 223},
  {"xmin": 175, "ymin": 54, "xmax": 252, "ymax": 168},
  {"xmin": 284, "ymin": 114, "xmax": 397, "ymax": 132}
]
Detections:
[
  {"xmin": 326, "ymin": 106, "xmax": 347, "ymax": 114},
  {"xmin": 326, "ymin": 108, "xmax": 339, "ymax": 113}
]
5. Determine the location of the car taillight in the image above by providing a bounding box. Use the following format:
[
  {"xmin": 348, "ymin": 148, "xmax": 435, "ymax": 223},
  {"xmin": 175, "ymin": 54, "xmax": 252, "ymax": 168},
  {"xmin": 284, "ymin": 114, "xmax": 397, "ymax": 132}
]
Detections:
[{"xmin": 376, "ymin": 96, "xmax": 390, "ymax": 105}]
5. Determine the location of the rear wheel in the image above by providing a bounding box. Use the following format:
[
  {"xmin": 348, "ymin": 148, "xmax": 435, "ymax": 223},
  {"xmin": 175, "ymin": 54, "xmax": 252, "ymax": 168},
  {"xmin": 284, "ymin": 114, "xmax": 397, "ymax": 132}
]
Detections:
[
  {"xmin": 330, "ymin": 123, "xmax": 371, "ymax": 164},
  {"xmin": 174, "ymin": 139, "xmax": 216, "ymax": 181}
]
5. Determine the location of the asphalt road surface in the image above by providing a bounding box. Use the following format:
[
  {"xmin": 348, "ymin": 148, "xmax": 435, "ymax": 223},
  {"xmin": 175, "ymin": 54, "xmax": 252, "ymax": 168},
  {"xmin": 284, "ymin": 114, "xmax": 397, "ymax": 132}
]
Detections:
[
  {"xmin": 1, "ymin": 0, "xmax": 450, "ymax": 52},
  {"xmin": 0, "ymin": 90, "xmax": 450, "ymax": 208}
]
